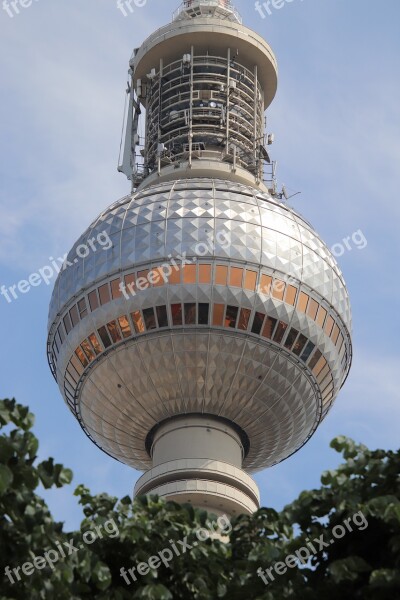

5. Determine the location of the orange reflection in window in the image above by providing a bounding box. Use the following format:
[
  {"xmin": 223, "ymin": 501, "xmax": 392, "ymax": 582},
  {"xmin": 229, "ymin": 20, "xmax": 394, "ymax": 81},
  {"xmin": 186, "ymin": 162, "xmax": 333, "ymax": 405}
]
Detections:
[
  {"xmin": 215, "ymin": 265, "xmax": 228, "ymax": 286},
  {"xmin": 171, "ymin": 304, "xmax": 183, "ymax": 326},
  {"xmin": 273, "ymin": 321, "xmax": 288, "ymax": 344},
  {"xmin": 131, "ymin": 311, "xmax": 145, "ymax": 334},
  {"xmin": 183, "ymin": 264, "xmax": 196, "ymax": 284},
  {"xmin": 169, "ymin": 265, "xmax": 181, "ymax": 284},
  {"xmin": 297, "ymin": 292, "xmax": 309, "ymax": 313},
  {"xmin": 118, "ymin": 316, "xmax": 132, "ymax": 339},
  {"xmin": 272, "ymin": 279, "xmax": 286, "ymax": 301},
  {"xmin": 262, "ymin": 317, "xmax": 277, "ymax": 339},
  {"xmin": 81, "ymin": 340, "xmax": 95, "ymax": 362},
  {"xmin": 89, "ymin": 333, "xmax": 102, "ymax": 355},
  {"xmin": 107, "ymin": 320, "xmax": 122, "ymax": 343},
  {"xmin": 213, "ymin": 303, "xmax": 225, "ymax": 326},
  {"xmin": 75, "ymin": 347, "xmax": 88, "ymax": 368},
  {"xmin": 313, "ymin": 356, "xmax": 327, "ymax": 377},
  {"xmin": 307, "ymin": 299, "xmax": 319, "ymax": 321},
  {"xmin": 137, "ymin": 270, "xmax": 150, "ymax": 291},
  {"xmin": 111, "ymin": 278, "xmax": 122, "ymax": 299},
  {"xmin": 260, "ymin": 274, "xmax": 272, "ymax": 295},
  {"xmin": 316, "ymin": 306, "xmax": 327, "ymax": 328},
  {"xmin": 225, "ymin": 305, "xmax": 238, "ymax": 328},
  {"xmin": 124, "ymin": 273, "xmax": 135, "ymax": 289},
  {"xmin": 324, "ymin": 316, "xmax": 334, "ymax": 336},
  {"xmin": 244, "ymin": 270, "xmax": 257, "ymax": 291},
  {"xmin": 285, "ymin": 285, "xmax": 297, "ymax": 306},
  {"xmin": 331, "ymin": 324, "xmax": 340, "ymax": 344},
  {"xmin": 151, "ymin": 267, "xmax": 165, "ymax": 287},
  {"xmin": 238, "ymin": 308, "xmax": 251, "ymax": 331},
  {"xmin": 337, "ymin": 333, "xmax": 344, "ymax": 351},
  {"xmin": 230, "ymin": 267, "xmax": 243, "ymax": 287},
  {"xmin": 199, "ymin": 264, "xmax": 211, "ymax": 284}
]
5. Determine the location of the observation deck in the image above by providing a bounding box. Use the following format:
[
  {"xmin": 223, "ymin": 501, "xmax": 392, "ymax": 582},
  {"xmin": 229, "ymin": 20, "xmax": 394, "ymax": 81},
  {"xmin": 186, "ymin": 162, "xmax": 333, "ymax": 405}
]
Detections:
[{"xmin": 173, "ymin": 0, "xmax": 242, "ymax": 24}]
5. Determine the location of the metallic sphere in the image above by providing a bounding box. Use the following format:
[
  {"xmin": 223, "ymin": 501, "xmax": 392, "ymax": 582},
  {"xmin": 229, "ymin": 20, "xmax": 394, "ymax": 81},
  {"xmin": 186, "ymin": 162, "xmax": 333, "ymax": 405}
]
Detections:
[{"xmin": 47, "ymin": 178, "xmax": 352, "ymax": 472}]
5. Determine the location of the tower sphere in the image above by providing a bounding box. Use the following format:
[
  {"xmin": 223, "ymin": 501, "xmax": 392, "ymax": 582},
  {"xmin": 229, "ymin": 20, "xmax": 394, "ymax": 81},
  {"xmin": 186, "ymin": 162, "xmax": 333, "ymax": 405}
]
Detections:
[{"xmin": 47, "ymin": 1, "xmax": 352, "ymax": 516}]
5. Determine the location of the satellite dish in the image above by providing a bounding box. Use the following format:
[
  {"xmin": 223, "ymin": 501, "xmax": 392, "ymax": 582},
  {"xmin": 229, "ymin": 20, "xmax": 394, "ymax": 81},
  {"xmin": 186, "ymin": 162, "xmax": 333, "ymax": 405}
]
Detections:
[
  {"xmin": 282, "ymin": 185, "xmax": 301, "ymax": 201},
  {"xmin": 210, "ymin": 101, "xmax": 217, "ymax": 108}
]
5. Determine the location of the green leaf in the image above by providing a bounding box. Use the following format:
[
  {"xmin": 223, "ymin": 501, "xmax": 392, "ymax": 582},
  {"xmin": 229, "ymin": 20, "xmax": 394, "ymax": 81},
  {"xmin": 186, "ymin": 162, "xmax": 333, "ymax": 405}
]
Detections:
[
  {"xmin": 329, "ymin": 557, "xmax": 371, "ymax": 583},
  {"xmin": 369, "ymin": 568, "xmax": 400, "ymax": 587},
  {"xmin": 0, "ymin": 464, "xmax": 13, "ymax": 494},
  {"xmin": 59, "ymin": 468, "xmax": 73, "ymax": 485},
  {"xmin": 136, "ymin": 584, "xmax": 173, "ymax": 599},
  {"xmin": 92, "ymin": 561, "xmax": 112, "ymax": 591}
]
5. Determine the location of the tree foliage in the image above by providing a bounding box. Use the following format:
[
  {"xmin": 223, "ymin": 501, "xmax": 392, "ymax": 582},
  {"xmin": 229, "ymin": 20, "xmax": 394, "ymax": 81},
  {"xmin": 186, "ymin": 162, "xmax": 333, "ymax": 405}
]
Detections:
[{"xmin": 0, "ymin": 398, "xmax": 399, "ymax": 599}]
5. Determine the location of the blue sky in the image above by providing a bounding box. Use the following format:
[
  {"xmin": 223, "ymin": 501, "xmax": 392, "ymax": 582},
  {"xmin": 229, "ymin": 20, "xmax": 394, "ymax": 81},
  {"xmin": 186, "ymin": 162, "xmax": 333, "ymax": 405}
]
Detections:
[{"xmin": 0, "ymin": 0, "xmax": 399, "ymax": 530}]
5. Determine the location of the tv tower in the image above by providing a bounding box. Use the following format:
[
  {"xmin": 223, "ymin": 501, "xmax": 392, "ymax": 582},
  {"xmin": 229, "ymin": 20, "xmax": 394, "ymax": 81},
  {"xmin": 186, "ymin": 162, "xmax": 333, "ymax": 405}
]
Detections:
[{"xmin": 47, "ymin": 0, "xmax": 352, "ymax": 517}]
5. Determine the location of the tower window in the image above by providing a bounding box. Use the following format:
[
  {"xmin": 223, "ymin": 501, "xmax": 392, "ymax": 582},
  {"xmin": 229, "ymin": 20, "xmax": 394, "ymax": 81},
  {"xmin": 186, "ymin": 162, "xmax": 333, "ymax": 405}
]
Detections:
[
  {"xmin": 184, "ymin": 303, "xmax": 196, "ymax": 325},
  {"xmin": 75, "ymin": 347, "xmax": 89, "ymax": 368},
  {"xmin": 118, "ymin": 316, "xmax": 132, "ymax": 339},
  {"xmin": 324, "ymin": 316, "xmax": 334, "ymax": 336},
  {"xmin": 171, "ymin": 304, "xmax": 183, "ymax": 326},
  {"xmin": 260, "ymin": 274, "xmax": 272, "ymax": 295},
  {"xmin": 307, "ymin": 299, "xmax": 319, "ymax": 321},
  {"xmin": 316, "ymin": 306, "xmax": 327, "ymax": 328},
  {"xmin": 225, "ymin": 305, "xmax": 238, "ymax": 328},
  {"xmin": 183, "ymin": 264, "xmax": 196, "ymax": 284},
  {"xmin": 262, "ymin": 316, "xmax": 277, "ymax": 339},
  {"xmin": 272, "ymin": 279, "xmax": 286, "ymax": 301},
  {"xmin": 99, "ymin": 284, "xmax": 111, "ymax": 306},
  {"xmin": 97, "ymin": 326, "xmax": 112, "ymax": 349},
  {"xmin": 300, "ymin": 341, "xmax": 315, "ymax": 363},
  {"xmin": 107, "ymin": 320, "xmax": 122, "ymax": 344},
  {"xmin": 78, "ymin": 298, "xmax": 88, "ymax": 319},
  {"xmin": 285, "ymin": 285, "xmax": 298, "ymax": 306},
  {"xmin": 69, "ymin": 305, "xmax": 79, "ymax": 328},
  {"xmin": 63, "ymin": 313, "xmax": 72, "ymax": 335},
  {"xmin": 88, "ymin": 289, "xmax": 99, "ymax": 311},
  {"xmin": 238, "ymin": 308, "xmax": 251, "ymax": 331},
  {"xmin": 143, "ymin": 308, "xmax": 157, "ymax": 330},
  {"xmin": 81, "ymin": 340, "xmax": 95, "ymax": 362},
  {"xmin": 199, "ymin": 264, "xmax": 212, "ymax": 284},
  {"xmin": 244, "ymin": 270, "xmax": 257, "ymax": 291},
  {"xmin": 169, "ymin": 265, "xmax": 181, "ymax": 284},
  {"xmin": 297, "ymin": 292, "xmax": 309, "ymax": 313},
  {"xmin": 273, "ymin": 321, "xmax": 288, "ymax": 344},
  {"xmin": 284, "ymin": 328, "xmax": 299, "ymax": 350},
  {"xmin": 293, "ymin": 334, "xmax": 308, "ymax": 356},
  {"xmin": 212, "ymin": 303, "xmax": 225, "ymax": 326},
  {"xmin": 215, "ymin": 265, "xmax": 228, "ymax": 286},
  {"xmin": 198, "ymin": 303, "xmax": 210, "ymax": 325},
  {"xmin": 111, "ymin": 278, "xmax": 123, "ymax": 299},
  {"xmin": 251, "ymin": 312, "xmax": 265, "ymax": 335},
  {"xmin": 331, "ymin": 324, "xmax": 340, "ymax": 344},
  {"xmin": 89, "ymin": 333, "xmax": 102, "ymax": 354},
  {"xmin": 230, "ymin": 267, "xmax": 243, "ymax": 287},
  {"xmin": 156, "ymin": 305, "xmax": 169, "ymax": 328},
  {"xmin": 131, "ymin": 311, "xmax": 145, "ymax": 334}
]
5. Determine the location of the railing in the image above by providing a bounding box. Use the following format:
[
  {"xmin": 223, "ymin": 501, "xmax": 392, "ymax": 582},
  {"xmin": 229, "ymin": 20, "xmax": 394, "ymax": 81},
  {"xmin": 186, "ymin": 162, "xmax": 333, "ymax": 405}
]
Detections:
[{"xmin": 173, "ymin": 0, "xmax": 242, "ymax": 24}]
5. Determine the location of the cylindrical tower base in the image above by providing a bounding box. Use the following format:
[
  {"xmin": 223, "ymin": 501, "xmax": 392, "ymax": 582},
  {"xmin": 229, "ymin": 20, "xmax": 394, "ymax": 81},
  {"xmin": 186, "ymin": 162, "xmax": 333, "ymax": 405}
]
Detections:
[{"xmin": 134, "ymin": 416, "xmax": 260, "ymax": 516}]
